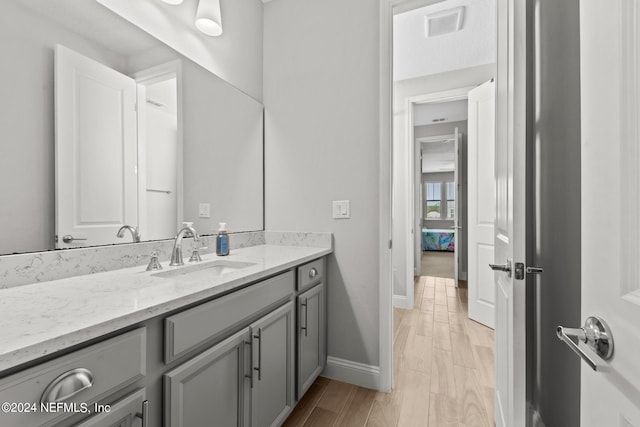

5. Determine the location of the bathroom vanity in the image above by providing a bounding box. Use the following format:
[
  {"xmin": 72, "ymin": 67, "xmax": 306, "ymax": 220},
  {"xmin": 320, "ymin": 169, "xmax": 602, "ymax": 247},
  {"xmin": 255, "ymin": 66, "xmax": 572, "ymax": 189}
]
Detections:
[{"xmin": 0, "ymin": 243, "xmax": 330, "ymax": 427}]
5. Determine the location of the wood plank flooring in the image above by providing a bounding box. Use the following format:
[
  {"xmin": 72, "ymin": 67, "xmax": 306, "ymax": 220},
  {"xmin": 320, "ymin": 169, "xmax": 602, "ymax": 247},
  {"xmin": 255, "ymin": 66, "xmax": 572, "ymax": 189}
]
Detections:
[{"xmin": 283, "ymin": 276, "xmax": 495, "ymax": 427}]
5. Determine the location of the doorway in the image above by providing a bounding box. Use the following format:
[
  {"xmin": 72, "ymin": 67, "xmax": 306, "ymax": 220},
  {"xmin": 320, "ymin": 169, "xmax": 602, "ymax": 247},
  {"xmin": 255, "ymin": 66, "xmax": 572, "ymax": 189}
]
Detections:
[
  {"xmin": 384, "ymin": 0, "xmax": 498, "ymax": 424},
  {"xmin": 133, "ymin": 62, "xmax": 183, "ymax": 241}
]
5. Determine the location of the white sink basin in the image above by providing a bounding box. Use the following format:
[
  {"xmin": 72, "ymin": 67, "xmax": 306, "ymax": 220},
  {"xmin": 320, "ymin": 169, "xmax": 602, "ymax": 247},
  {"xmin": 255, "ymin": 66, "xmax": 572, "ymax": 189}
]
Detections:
[{"xmin": 152, "ymin": 260, "xmax": 255, "ymax": 279}]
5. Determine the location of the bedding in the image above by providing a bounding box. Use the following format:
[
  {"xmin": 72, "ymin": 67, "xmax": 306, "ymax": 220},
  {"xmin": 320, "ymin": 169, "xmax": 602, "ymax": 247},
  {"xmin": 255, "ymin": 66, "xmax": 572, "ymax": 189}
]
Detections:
[{"xmin": 422, "ymin": 229, "xmax": 455, "ymax": 252}]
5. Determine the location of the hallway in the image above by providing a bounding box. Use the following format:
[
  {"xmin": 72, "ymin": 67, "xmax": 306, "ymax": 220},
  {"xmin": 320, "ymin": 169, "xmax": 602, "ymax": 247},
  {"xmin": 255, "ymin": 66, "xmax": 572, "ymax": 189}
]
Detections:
[{"xmin": 283, "ymin": 276, "xmax": 495, "ymax": 426}]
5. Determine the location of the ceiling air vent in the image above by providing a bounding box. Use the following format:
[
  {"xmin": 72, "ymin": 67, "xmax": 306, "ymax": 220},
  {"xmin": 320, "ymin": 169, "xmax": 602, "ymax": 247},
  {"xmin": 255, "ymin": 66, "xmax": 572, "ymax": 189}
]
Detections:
[{"xmin": 424, "ymin": 6, "xmax": 465, "ymax": 38}]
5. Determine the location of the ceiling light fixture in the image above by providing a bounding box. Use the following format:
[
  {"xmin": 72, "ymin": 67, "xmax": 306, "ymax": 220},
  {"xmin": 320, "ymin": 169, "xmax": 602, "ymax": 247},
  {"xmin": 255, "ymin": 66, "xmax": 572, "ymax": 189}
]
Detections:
[
  {"xmin": 160, "ymin": 0, "xmax": 184, "ymax": 5},
  {"xmin": 195, "ymin": 0, "xmax": 223, "ymax": 37}
]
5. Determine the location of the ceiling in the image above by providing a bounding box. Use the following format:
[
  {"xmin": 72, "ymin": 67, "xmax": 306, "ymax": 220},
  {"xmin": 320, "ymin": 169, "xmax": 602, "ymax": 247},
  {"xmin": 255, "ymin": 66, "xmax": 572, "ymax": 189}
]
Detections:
[
  {"xmin": 393, "ymin": 0, "xmax": 496, "ymax": 81},
  {"xmin": 418, "ymin": 97, "xmax": 467, "ymax": 173},
  {"xmin": 414, "ymin": 99, "xmax": 467, "ymax": 126},
  {"xmin": 14, "ymin": 0, "xmax": 159, "ymax": 57}
]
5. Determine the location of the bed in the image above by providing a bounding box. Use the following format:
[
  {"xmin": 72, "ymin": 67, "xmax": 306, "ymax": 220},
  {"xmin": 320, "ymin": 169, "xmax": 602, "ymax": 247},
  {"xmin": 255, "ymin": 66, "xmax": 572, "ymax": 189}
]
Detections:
[{"xmin": 421, "ymin": 229, "xmax": 455, "ymax": 252}]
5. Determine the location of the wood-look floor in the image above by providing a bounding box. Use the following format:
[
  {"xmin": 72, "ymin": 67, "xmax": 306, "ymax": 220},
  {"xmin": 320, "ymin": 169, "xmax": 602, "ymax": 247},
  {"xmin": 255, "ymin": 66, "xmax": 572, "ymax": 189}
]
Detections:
[{"xmin": 283, "ymin": 276, "xmax": 495, "ymax": 427}]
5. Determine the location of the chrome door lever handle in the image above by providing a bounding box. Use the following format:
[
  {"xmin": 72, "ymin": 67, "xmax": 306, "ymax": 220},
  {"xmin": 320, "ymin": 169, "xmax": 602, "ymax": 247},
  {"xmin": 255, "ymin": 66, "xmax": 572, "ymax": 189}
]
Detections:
[
  {"xmin": 489, "ymin": 259, "xmax": 512, "ymax": 278},
  {"xmin": 556, "ymin": 316, "xmax": 614, "ymax": 371},
  {"xmin": 62, "ymin": 235, "xmax": 88, "ymax": 244}
]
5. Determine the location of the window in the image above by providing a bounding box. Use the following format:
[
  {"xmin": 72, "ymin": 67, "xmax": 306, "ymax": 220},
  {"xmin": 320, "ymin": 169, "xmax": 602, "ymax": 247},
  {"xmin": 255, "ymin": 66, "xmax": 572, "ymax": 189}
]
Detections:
[
  {"xmin": 425, "ymin": 182, "xmax": 441, "ymax": 219},
  {"xmin": 446, "ymin": 181, "xmax": 456, "ymax": 219},
  {"xmin": 423, "ymin": 180, "xmax": 456, "ymax": 220}
]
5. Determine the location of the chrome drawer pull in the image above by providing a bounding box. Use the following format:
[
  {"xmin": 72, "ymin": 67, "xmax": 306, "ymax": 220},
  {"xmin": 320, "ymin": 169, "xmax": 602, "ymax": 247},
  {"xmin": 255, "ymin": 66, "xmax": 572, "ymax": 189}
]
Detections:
[
  {"xmin": 135, "ymin": 400, "xmax": 149, "ymax": 427},
  {"xmin": 309, "ymin": 267, "xmax": 318, "ymax": 278},
  {"xmin": 253, "ymin": 328, "xmax": 262, "ymax": 381},
  {"xmin": 301, "ymin": 299, "xmax": 308, "ymax": 337},
  {"xmin": 41, "ymin": 368, "xmax": 94, "ymax": 404}
]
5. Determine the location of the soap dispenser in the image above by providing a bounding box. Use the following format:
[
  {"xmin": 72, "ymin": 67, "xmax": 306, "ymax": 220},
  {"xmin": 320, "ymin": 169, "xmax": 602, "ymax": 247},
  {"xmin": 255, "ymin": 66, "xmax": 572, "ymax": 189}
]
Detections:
[{"xmin": 216, "ymin": 223, "xmax": 230, "ymax": 256}]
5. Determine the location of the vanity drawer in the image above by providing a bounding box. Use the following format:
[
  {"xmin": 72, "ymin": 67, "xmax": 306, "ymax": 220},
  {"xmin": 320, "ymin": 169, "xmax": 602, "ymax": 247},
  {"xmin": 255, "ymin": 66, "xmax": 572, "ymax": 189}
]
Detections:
[
  {"xmin": 297, "ymin": 258, "xmax": 324, "ymax": 291},
  {"xmin": 0, "ymin": 328, "xmax": 146, "ymax": 427},
  {"xmin": 164, "ymin": 270, "xmax": 294, "ymax": 363}
]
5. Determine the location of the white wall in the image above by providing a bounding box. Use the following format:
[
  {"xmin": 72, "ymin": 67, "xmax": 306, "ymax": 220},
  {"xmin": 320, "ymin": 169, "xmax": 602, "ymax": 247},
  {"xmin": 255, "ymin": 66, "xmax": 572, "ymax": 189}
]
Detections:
[
  {"xmin": 392, "ymin": 64, "xmax": 494, "ymax": 298},
  {"xmin": 263, "ymin": 0, "xmax": 381, "ymax": 373},
  {"xmin": 97, "ymin": 0, "xmax": 263, "ymax": 101}
]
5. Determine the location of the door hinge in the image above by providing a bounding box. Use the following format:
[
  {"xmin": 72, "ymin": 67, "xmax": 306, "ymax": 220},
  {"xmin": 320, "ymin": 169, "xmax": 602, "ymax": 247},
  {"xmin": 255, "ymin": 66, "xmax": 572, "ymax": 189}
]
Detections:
[{"xmin": 389, "ymin": 240, "xmax": 392, "ymax": 249}]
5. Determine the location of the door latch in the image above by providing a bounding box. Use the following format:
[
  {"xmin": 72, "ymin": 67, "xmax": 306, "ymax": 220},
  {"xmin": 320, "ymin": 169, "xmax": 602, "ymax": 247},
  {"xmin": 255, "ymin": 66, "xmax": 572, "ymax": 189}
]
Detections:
[{"xmin": 514, "ymin": 262, "xmax": 544, "ymax": 280}]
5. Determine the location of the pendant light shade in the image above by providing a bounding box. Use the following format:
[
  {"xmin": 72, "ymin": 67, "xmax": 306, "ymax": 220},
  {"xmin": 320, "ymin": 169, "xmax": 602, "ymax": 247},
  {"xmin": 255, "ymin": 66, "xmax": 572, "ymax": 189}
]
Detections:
[{"xmin": 195, "ymin": 0, "xmax": 223, "ymax": 37}]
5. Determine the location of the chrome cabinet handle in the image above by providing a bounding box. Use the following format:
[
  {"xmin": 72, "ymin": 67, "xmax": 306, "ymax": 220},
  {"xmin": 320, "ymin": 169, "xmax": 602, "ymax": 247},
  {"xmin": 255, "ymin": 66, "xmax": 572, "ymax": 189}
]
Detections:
[
  {"xmin": 244, "ymin": 341, "xmax": 253, "ymax": 388},
  {"xmin": 309, "ymin": 267, "xmax": 318, "ymax": 278},
  {"xmin": 489, "ymin": 259, "xmax": 512, "ymax": 278},
  {"xmin": 301, "ymin": 299, "xmax": 308, "ymax": 337},
  {"xmin": 40, "ymin": 368, "xmax": 94, "ymax": 404},
  {"xmin": 62, "ymin": 235, "xmax": 87, "ymax": 244},
  {"xmin": 253, "ymin": 328, "xmax": 262, "ymax": 381},
  {"xmin": 556, "ymin": 316, "xmax": 614, "ymax": 371},
  {"xmin": 135, "ymin": 400, "xmax": 148, "ymax": 427}
]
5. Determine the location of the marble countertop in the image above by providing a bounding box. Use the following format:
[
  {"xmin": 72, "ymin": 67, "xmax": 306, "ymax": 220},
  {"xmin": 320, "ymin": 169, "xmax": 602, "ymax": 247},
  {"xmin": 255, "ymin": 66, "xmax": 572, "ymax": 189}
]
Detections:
[{"xmin": 0, "ymin": 244, "xmax": 332, "ymax": 373}]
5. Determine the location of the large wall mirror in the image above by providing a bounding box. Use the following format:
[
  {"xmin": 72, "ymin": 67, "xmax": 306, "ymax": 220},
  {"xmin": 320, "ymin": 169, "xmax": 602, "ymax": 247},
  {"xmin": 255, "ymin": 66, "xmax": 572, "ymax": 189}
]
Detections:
[{"xmin": 0, "ymin": 0, "xmax": 264, "ymax": 255}]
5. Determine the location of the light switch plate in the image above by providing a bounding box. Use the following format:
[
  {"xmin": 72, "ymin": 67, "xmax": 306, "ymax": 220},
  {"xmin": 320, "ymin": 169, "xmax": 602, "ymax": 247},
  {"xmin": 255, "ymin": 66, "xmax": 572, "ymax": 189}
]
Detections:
[
  {"xmin": 199, "ymin": 203, "xmax": 211, "ymax": 218},
  {"xmin": 332, "ymin": 200, "xmax": 350, "ymax": 219}
]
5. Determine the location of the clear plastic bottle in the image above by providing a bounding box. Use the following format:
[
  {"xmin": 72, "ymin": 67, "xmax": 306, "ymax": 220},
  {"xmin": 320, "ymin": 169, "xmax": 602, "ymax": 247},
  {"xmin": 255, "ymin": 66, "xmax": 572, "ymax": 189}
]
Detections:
[{"xmin": 216, "ymin": 222, "xmax": 229, "ymax": 256}]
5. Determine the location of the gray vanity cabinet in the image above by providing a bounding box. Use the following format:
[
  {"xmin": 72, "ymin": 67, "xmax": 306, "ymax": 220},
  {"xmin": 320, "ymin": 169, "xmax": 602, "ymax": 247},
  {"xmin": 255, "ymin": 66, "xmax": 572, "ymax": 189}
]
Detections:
[
  {"xmin": 74, "ymin": 389, "xmax": 147, "ymax": 427},
  {"xmin": 296, "ymin": 282, "xmax": 325, "ymax": 399},
  {"xmin": 250, "ymin": 302, "xmax": 295, "ymax": 427},
  {"xmin": 164, "ymin": 328, "xmax": 252, "ymax": 427}
]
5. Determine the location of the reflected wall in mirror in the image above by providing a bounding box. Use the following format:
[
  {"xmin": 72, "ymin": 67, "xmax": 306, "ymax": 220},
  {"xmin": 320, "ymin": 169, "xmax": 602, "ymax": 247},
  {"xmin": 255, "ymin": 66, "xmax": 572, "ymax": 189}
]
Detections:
[{"xmin": 0, "ymin": 0, "xmax": 264, "ymax": 255}]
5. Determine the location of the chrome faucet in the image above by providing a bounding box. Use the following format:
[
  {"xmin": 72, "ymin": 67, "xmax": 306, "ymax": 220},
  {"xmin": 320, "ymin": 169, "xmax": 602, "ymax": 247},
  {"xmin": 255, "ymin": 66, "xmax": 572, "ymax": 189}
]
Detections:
[
  {"xmin": 170, "ymin": 226, "xmax": 200, "ymax": 266},
  {"xmin": 117, "ymin": 225, "xmax": 141, "ymax": 243}
]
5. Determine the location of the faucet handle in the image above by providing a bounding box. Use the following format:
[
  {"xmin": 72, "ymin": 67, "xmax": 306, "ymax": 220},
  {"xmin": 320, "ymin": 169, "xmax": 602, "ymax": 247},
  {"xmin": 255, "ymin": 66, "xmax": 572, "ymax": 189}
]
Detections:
[
  {"xmin": 146, "ymin": 251, "xmax": 163, "ymax": 271},
  {"xmin": 189, "ymin": 245, "xmax": 203, "ymax": 263}
]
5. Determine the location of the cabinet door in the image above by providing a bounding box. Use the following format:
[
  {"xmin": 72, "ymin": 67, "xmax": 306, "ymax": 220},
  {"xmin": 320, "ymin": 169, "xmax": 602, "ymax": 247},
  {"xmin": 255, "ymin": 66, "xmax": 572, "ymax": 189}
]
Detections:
[
  {"xmin": 250, "ymin": 302, "xmax": 295, "ymax": 427},
  {"xmin": 75, "ymin": 389, "xmax": 146, "ymax": 427},
  {"xmin": 297, "ymin": 283, "xmax": 326, "ymax": 399},
  {"xmin": 164, "ymin": 328, "xmax": 251, "ymax": 427}
]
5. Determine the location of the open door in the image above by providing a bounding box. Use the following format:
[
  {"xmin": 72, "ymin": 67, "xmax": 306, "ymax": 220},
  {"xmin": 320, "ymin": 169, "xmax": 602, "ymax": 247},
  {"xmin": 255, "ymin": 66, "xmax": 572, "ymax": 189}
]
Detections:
[
  {"xmin": 492, "ymin": 0, "xmax": 528, "ymax": 424},
  {"xmin": 453, "ymin": 128, "xmax": 460, "ymax": 283},
  {"xmin": 563, "ymin": 0, "xmax": 640, "ymax": 424},
  {"xmin": 467, "ymin": 80, "xmax": 496, "ymax": 328},
  {"xmin": 55, "ymin": 45, "xmax": 138, "ymax": 248}
]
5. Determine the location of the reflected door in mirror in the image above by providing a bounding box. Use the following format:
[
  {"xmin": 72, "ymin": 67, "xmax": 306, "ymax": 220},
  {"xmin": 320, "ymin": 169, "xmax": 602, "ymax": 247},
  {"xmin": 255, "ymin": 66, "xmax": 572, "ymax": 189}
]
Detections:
[{"xmin": 55, "ymin": 45, "xmax": 138, "ymax": 249}]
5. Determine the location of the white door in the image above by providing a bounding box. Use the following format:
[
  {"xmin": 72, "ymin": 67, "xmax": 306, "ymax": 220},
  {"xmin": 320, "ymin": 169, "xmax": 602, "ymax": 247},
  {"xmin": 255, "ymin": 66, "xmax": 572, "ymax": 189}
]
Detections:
[
  {"xmin": 467, "ymin": 79, "xmax": 496, "ymax": 328},
  {"xmin": 453, "ymin": 127, "xmax": 460, "ymax": 283},
  {"xmin": 576, "ymin": 0, "xmax": 640, "ymax": 424},
  {"xmin": 493, "ymin": 0, "xmax": 527, "ymax": 424},
  {"xmin": 55, "ymin": 45, "xmax": 138, "ymax": 248}
]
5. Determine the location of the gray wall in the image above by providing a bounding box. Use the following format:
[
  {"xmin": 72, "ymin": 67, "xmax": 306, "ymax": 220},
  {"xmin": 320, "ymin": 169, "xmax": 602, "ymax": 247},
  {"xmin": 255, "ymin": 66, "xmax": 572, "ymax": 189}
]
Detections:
[
  {"xmin": 263, "ymin": 0, "xmax": 380, "ymax": 366},
  {"xmin": 416, "ymin": 120, "xmax": 468, "ymax": 277},
  {"xmin": 530, "ymin": 0, "xmax": 582, "ymax": 425}
]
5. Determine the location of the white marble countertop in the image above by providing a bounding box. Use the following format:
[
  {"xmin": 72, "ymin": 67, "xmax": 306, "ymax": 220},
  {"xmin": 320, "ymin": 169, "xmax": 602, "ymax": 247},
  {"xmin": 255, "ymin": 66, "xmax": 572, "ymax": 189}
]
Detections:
[{"xmin": 0, "ymin": 244, "xmax": 332, "ymax": 373}]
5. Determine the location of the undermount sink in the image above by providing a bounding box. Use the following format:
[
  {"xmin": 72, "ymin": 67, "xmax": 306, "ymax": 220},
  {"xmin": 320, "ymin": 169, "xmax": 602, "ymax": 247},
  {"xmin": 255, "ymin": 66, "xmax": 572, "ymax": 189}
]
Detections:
[{"xmin": 152, "ymin": 260, "xmax": 256, "ymax": 279}]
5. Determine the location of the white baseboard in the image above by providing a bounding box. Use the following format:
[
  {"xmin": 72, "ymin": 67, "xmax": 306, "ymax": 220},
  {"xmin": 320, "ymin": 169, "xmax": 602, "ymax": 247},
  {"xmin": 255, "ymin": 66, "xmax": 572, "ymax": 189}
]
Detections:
[
  {"xmin": 322, "ymin": 356, "xmax": 380, "ymax": 390},
  {"xmin": 393, "ymin": 294, "xmax": 412, "ymax": 309}
]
